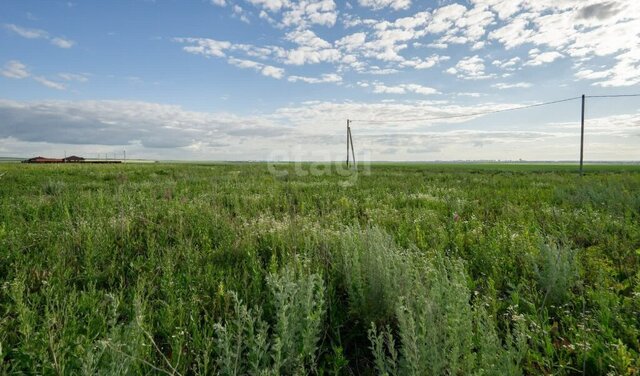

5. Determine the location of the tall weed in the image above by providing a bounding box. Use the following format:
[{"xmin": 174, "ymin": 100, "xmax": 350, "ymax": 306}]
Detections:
[{"xmin": 209, "ymin": 263, "xmax": 325, "ymax": 375}]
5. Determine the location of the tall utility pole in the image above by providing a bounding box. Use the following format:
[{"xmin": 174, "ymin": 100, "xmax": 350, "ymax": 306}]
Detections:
[
  {"xmin": 580, "ymin": 94, "xmax": 585, "ymax": 175},
  {"xmin": 346, "ymin": 119, "xmax": 350, "ymax": 167},
  {"xmin": 349, "ymin": 125, "xmax": 356, "ymax": 170},
  {"xmin": 124, "ymin": 150, "xmax": 126, "ymax": 163},
  {"xmin": 346, "ymin": 119, "xmax": 356, "ymax": 169}
]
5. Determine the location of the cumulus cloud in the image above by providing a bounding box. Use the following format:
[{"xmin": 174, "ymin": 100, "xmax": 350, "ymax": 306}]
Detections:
[
  {"xmin": 261, "ymin": 65, "xmax": 285, "ymax": 79},
  {"xmin": 176, "ymin": 30, "xmax": 341, "ymax": 68},
  {"xmin": 484, "ymin": 0, "xmax": 640, "ymax": 86},
  {"xmin": 228, "ymin": 57, "xmax": 285, "ymax": 79},
  {"xmin": 492, "ymin": 56, "xmax": 521, "ymax": 70},
  {"xmin": 446, "ymin": 55, "xmax": 495, "ymax": 80},
  {"xmin": 358, "ymin": 0, "xmax": 412, "ymax": 11},
  {"xmin": 49, "ymin": 37, "xmax": 75, "ymax": 48},
  {"xmin": 247, "ymin": 0, "xmax": 288, "ymax": 12},
  {"xmin": 175, "ymin": 38, "xmax": 232, "ymax": 58},
  {"xmin": 173, "ymin": 0, "xmax": 640, "ymax": 90},
  {"xmin": 372, "ymin": 83, "xmax": 440, "ymax": 95},
  {"xmin": 243, "ymin": 0, "xmax": 338, "ymax": 28},
  {"xmin": 401, "ymin": 55, "xmax": 450, "ymax": 69},
  {"xmin": 283, "ymin": 29, "xmax": 341, "ymax": 65},
  {"xmin": 524, "ymin": 50, "xmax": 564, "ymax": 66}
]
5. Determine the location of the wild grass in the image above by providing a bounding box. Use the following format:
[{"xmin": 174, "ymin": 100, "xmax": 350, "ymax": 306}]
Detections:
[{"xmin": 0, "ymin": 162, "xmax": 639, "ymax": 374}]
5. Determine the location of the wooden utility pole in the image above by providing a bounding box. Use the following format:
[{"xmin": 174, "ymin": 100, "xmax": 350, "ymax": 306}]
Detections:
[
  {"xmin": 346, "ymin": 119, "xmax": 356, "ymax": 169},
  {"xmin": 580, "ymin": 94, "xmax": 585, "ymax": 175},
  {"xmin": 348, "ymin": 125, "xmax": 356, "ymax": 170},
  {"xmin": 346, "ymin": 119, "xmax": 350, "ymax": 167}
]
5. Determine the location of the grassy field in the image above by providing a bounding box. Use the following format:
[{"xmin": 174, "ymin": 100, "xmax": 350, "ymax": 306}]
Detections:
[{"xmin": 0, "ymin": 162, "xmax": 639, "ymax": 375}]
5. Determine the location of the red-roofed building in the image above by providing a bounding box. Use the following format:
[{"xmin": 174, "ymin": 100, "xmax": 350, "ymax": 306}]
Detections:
[
  {"xmin": 63, "ymin": 155, "xmax": 85, "ymax": 162},
  {"xmin": 22, "ymin": 156, "xmax": 64, "ymax": 163}
]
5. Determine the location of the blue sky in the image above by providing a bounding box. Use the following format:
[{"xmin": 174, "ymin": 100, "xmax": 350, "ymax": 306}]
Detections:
[{"xmin": 0, "ymin": 0, "xmax": 639, "ymax": 161}]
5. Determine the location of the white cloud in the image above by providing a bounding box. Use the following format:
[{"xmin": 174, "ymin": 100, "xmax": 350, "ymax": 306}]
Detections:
[
  {"xmin": 372, "ymin": 83, "xmax": 439, "ymax": 95},
  {"xmin": 471, "ymin": 41, "xmax": 485, "ymax": 50},
  {"xmin": 4, "ymin": 23, "xmax": 48, "ymax": 39},
  {"xmin": 177, "ymin": 0, "xmax": 639, "ymax": 91},
  {"xmin": 524, "ymin": 51, "xmax": 564, "ymax": 66},
  {"xmin": 446, "ymin": 55, "xmax": 495, "ymax": 80},
  {"xmin": 1, "ymin": 60, "xmax": 66, "ymax": 89},
  {"xmin": 228, "ymin": 57, "xmax": 262, "ymax": 69},
  {"xmin": 335, "ymin": 32, "xmax": 367, "ymax": 51},
  {"xmin": 401, "ymin": 55, "xmax": 450, "ymax": 70},
  {"xmin": 176, "ymin": 32, "xmax": 341, "ymax": 71},
  {"xmin": 50, "ymin": 37, "xmax": 75, "ymax": 48},
  {"xmin": 2, "ymin": 99, "xmax": 638, "ymax": 161},
  {"xmin": 472, "ymin": 0, "xmax": 523, "ymax": 20},
  {"xmin": 284, "ymin": 0, "xmax": 338, "ymax": 28},
  {"xmin": 364, "ymin": 67, "xmax": 399, "ymax": 75},
  {"xmin": 211, "ymin": 0, "xmax": 226, "ymax": 6},
  {"xmin": 427, "ymin": 4, "xmax": 466, "ymax": 34},
  {"xmin": 358, "ymin": 0, "xmax": 411, "ymax": 11},
  {"xmin": 4, "ymin": 23, "xmax": 76, "ymax": 48},
  {"xmin": 1, "ymin": 60, "xmax": 30, "ymax": 79},
  {"xmin": 58, "ymin": 73, "xmax": 89, "ymax": 82},
  {"xmin": 288, "ymin": 73, "xmax": 342, "ymax": 83},
  {"xmin": 245, "ymin": 0, "xmax": 338, "ymax": 28},
  {"xmin": 457, "ymin": 92, "xmax": 483, "ymax": 97},
  {"xmin": 488, "ymin": 15, "xmax": 534, "ymax": 49},
  {"xmin": 284, "ymin": 29, "xmax": 341, "ymax": 65},
  {"xmin": 246, "ymin": 0, "xmax": 287, "ymax": 12},
  {"xmin": 427, "ymin": 42, "xmax": 448, "ymax": 49},
  {"xmin": 228, "ymin": 57, "xmax": 285, "ymax": 79},
  {"xmin": 261, "ymin": 65, "xmax": 285, "ymax": 79},
  {"xmin": 175, "ymin": 38, "xmax": 232, "ymax": 58},
  {"xmin": 492, "ymin": 56, "xmax": 521, "ymax": 70},
  {"xmin": 336, "ymin": 11, "xmax": 434, "ymax": 67},
  {"xmin": 485, "ymin": 0, "xmax": 640, "ymax": 86},
  {"xmin": 574, "ymin": 69, "xmax": 610, "ymax": 80},
  {"xmin": 32, "ymin": 76, "xmax": 66, "ymax": 90},
  {"xmin": 491, "ymin": 82, "xmax": 532, "ymax": 89}
]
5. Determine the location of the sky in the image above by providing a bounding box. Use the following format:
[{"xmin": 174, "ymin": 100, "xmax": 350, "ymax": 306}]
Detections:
[{"xmin": 0, "ymin": 0, "xmax": 639, "ymax": 161}]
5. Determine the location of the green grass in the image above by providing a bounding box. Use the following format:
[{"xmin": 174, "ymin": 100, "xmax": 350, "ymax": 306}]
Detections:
[{"xmin": 1, "ymin": 162, "xmax": 639, "ymax": 374}]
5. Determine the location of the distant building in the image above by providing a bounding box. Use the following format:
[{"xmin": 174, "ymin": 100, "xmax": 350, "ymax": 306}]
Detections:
[
  {"xmin": 22, "ymin": 156, "xmax": 64, "ymax": 163},
  {"xmin": 63, "ymin": 155, "xmax": 85, "ymax": 162},
  {"xmin": 22, "ymin": 155, "xmax": 122, "ymax": 164}
]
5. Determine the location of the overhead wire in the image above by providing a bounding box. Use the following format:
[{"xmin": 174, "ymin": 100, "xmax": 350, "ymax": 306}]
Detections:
[
  {"xmin": 349, "ymin": 96, "xmax": 581, "ymax": 124},
  {"xmin": 585, "ymin": 94, "xmax": 640, "ymax": 98},
  {"xmin": 349, "ymin": 93, "xmax": 640, "ymax": 124}
]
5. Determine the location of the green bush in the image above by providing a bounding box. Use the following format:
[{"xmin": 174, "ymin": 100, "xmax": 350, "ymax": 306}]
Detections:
[
  {"xmin": 208, "ymin": 263, "xmax": 325, "ymax": 375},
  {"xmin": 534, "ymin": 243, "xmax": 579, "ymax": 307}
]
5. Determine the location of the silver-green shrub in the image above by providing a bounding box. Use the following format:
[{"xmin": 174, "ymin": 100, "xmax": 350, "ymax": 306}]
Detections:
[
  {"xmin": 210, "ymin": 263, "xmax": 325, "ymax": 375},
  {"xmin": 336, "ymin": 226, "xmax": 415, "ymax": 324},
  {"xmin": 534, "ymin": 243, "xmax": 579, "ymax": 306},
  {"xmin": 342, "ymin": 227, "xmax": 528, "ymax": 375}
]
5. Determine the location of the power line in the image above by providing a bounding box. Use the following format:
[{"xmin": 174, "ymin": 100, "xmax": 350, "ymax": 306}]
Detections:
[
  {"xmin": 349, "ymin": 96, "xmax": 581, "ymax": 124},
  {"xmin": 585, "ymin": 94, "xmax": 640, "ymax": 98}
]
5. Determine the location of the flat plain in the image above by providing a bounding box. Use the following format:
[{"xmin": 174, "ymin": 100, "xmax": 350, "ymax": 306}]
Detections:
[{"xmin": 0, "ymin": 163, "xmax": 638, "ymax": 375}]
